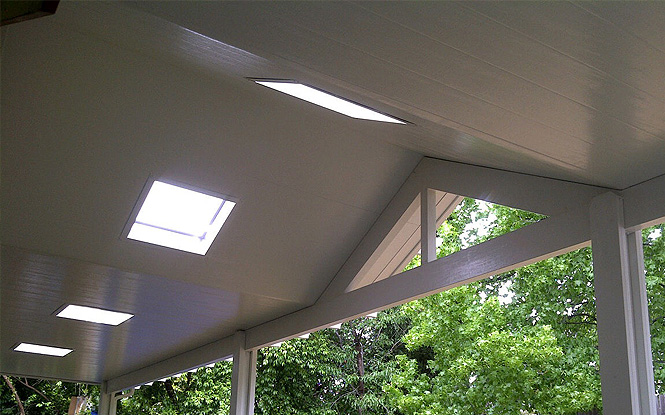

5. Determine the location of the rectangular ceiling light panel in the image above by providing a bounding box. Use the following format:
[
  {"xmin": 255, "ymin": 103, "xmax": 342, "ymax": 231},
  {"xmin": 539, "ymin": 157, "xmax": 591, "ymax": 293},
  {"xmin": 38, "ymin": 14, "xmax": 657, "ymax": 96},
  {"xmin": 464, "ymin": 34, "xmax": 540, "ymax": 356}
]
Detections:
[
  {"xmin": 14, "ymin": 343, "xmax": 72, "ymax": 357},
  {"xmin": 128, "ymin": 181, "xmax": 235, "ymax": 255},
  {"xmin": 57, "ymin": 305, "xmax": 133, "ymax": 326},
  {"xmin": 254, "ymin": 80, "xmax": 405, "ymax": 124}
]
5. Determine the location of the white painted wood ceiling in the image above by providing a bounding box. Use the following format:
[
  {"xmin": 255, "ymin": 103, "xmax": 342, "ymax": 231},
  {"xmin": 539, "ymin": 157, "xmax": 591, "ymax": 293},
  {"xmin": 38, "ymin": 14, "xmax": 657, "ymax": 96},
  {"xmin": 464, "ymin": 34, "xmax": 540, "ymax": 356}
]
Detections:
[{"xmin": 1, "ymin": 1, "xmax": 664, "ymax": 384}]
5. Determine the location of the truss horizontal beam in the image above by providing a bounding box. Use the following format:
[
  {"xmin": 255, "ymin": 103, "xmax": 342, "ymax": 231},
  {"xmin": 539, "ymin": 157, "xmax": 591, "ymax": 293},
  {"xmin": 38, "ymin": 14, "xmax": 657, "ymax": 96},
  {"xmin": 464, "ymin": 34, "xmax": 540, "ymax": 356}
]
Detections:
[{"xmin": 246, "ymin": 208, "xmax": 591, "ymax": 350}]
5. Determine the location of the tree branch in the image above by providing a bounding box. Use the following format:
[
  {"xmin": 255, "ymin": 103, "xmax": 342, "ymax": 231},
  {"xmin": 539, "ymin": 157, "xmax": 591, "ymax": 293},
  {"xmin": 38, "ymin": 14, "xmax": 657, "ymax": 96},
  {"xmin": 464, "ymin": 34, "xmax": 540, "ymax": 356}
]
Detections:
[
  {"xmin": 3, "ymin": 375, "xmax": 26, "ymax": 415},
  {"xmin": 16, "ymin": 377, "xmax": 50, "ymax": 402}
]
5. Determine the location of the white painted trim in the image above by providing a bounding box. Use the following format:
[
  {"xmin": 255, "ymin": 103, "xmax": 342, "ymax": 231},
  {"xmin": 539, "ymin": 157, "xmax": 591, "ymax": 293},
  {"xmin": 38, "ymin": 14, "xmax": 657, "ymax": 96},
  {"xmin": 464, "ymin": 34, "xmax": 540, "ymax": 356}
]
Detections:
[
  {"xmin": 246, "ymin": 209, "xmax": 590, "ymax": 349},
  {"xmin": 344, "ymin": 191, "xmax": 462, "ymax": 292}
]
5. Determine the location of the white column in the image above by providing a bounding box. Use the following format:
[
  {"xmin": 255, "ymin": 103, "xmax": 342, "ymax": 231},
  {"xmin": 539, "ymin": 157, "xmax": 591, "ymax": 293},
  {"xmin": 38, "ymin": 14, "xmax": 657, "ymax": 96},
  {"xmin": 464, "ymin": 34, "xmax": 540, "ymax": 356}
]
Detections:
[
  {"xmin": 420, "ymin": 188, "xmax": 436, "ymax": 263},
  {"xmin": 229, "ymin": 331, "xmax": 257, "ymax": 415},
  {"xmin": 590, "ymin": 192, "xmax": 656, "ymax": 415},
  {"xmin": 98, "ymin": 386, "xmax": 112, "ymax": 415}
]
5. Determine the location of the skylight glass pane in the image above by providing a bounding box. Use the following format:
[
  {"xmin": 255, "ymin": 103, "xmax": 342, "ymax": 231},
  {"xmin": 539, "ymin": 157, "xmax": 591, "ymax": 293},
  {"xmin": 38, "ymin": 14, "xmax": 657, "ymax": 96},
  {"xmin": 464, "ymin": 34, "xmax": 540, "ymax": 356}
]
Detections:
[
  {"xmin": 14, "ymin": 343, "xmax": 72, "ymax": 357},
  {"xmin": 127, "ymin": 181, "xmax": 235, "ymax": 255},
  {"xmin": 56, "ymin": 305, "xmax": 133, "ymax": 326},
  {"xmin": 136, "ymin": 181, "xmax": 223, "ymax": 237},
  {"xmin": 255, "ymin": 81, "xmax": 405, "ymax": 124}
]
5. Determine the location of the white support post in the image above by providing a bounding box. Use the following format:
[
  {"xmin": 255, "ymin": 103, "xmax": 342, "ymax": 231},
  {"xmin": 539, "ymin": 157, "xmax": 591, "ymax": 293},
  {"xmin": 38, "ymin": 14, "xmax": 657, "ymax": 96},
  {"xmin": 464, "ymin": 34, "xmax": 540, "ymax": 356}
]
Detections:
[
  {"xmin": 229, "ymin": 331, "xmax": 257, "ymax": 415},
  {"xmin": 590, "ymin": 192, "xmax": 656, "ymax": 415},
  {"xmin": 97, "ymin": 382, "xmax": 134, "ymax": 415},
  {"xmin": 98, "ymin": 385, "xmax": 112, "ymax": 415},
  {"xmin": 421, "ymin": 188, "xmax": 437, "ymax": 263}
]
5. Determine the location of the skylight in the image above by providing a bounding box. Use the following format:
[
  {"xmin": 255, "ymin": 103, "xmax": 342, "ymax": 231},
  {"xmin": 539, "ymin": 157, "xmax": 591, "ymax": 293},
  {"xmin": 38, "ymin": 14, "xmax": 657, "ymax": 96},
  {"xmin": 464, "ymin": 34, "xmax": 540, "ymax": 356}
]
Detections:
[
  {"xmin": 254, "ymin": 80, "xmax": 405, "ymax": 124},
  {"xmin": 14, "ymin": 343, "xmax": 72, "ymax": 357},
  {"xmin": 127, "ymin": 181, "xmax": 235, "ymax": 255},
  {"xmin": 57, "ymin": 305, "xmax": 133, "ymax": 326}
]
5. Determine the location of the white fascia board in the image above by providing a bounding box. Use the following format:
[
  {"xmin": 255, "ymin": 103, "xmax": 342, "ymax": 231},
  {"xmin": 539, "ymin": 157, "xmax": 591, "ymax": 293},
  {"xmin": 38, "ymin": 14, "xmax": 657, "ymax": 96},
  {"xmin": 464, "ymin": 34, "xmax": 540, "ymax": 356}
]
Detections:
[
  {"xmin": 621, "ymin": 173, "xmax": 665, "ymax": 231},
  {"xmin": 106, "ymin": 334, "xmax": 236, "ymax": 392}
]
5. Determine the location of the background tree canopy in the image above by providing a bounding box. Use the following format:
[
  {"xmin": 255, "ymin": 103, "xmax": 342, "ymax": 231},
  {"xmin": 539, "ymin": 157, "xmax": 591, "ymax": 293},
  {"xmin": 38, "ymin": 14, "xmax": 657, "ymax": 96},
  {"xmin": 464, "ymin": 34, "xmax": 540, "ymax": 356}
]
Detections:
[{"xmin": 3, "ymin": 199, "xmax": 663, "ymax": 415}]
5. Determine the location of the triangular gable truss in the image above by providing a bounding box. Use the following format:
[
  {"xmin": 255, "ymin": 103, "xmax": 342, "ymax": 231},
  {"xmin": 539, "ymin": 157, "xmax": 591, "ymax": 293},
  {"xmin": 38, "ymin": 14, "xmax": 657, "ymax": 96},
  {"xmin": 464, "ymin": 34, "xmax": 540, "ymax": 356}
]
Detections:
[{"xmin": 318, "ymin": 157, "xmax": 608, "ymax": 302}]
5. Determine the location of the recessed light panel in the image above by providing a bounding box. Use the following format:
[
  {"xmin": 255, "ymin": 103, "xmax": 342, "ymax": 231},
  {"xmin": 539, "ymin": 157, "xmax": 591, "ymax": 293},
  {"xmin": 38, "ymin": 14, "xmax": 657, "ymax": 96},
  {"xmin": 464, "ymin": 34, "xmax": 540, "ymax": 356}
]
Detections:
[
  {"xmin": 57, "ymin": 305, "xmax": 133, "ymax": 326},
  {"xmin": 128, "ymin": 181, "xmax": 235, "ymax": 255},
  {"xmin": 254, "ymin": 80, "xmax": 405, "ymax": 124},
  {"xmin": 14, "ymin": 343, "xmax": 72, "ymax": 357}
]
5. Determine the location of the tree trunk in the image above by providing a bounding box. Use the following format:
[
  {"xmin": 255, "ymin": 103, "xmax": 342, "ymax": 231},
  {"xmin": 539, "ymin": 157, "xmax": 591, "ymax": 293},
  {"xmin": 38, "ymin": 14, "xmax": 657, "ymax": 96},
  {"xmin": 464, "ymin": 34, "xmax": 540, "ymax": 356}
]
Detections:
[
  {"xmin": 3, "ymin": 375, "xmax": 26, "ymax": 415},
  {"xmin": 353, "ymin": 329, "xmax": 365, "ymax": 415},
  {"xmin": 164, "ymin": 380, "xmax": 178, "ymax": 405}
]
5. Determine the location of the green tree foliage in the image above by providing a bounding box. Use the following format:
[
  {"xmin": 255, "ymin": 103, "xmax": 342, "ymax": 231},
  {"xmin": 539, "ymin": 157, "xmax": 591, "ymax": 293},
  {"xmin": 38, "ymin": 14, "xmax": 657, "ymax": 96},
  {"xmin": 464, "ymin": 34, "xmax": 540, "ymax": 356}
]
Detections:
[
  {"xmin": 255, "ymin": 333, "xmax": 340, "ymax": 415},
  {"xmin": 117, "ymin": 362, "xmax": 232, "ymax": 415},
  {"xmin": 388, "ymin": 289, "xmax": 579, "ymax": 414},
  {"xmin": 387, "ymin": 199, "xmax": 603, "ymax": 414},
  {"xmin": 0, "ymin": 376, "xmax": 97, "ymax": 415},
  {"xmin": 256, "ymin": 307, "xmax": 410, "ymax": 415}
]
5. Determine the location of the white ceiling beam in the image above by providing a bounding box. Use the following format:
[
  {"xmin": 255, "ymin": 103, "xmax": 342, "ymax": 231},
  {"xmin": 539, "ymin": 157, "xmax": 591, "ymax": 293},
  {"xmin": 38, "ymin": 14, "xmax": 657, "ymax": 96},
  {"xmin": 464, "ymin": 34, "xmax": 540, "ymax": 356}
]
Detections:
[
  {"xmin": 106, "ymin": 333, "xmax": 236, "ymax": 393},
  {"xmin": 245, "ymin": 207, "xmax": 591, "ymax": 350},
  {"xmin": 416, "ymin": 158, "xmax": 609, "ymax": 216},
  {"xmin": 621, "ymin": 173, "xmax": 665, "ymax": 231}
]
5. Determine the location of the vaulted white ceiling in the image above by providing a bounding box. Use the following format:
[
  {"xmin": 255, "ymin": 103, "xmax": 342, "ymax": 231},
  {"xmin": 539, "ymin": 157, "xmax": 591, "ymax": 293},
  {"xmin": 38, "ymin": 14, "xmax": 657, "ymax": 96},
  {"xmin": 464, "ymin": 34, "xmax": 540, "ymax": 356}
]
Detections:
[{"xmin": 2, "ymin": 1, "xmax": 664, "ymax": 384}]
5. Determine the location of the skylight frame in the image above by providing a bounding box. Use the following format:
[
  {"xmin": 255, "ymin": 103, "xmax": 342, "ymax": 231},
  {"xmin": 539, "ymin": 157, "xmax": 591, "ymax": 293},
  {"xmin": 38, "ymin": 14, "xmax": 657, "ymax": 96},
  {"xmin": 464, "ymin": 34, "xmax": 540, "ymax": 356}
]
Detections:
[
  {"xmin": 56, "ymin": 304, "xmax": 134, "ymax": 326},
  {"xmin": 123, "ymin": 178, "xmax": 237, "ymax": 255},
  {"xmin": 14, "ymin": 342, "xmax": 73, "ymax": 357},
  {"xmin": 252, "ymin": 79, "xmax": 407, "ymax": 124}
]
